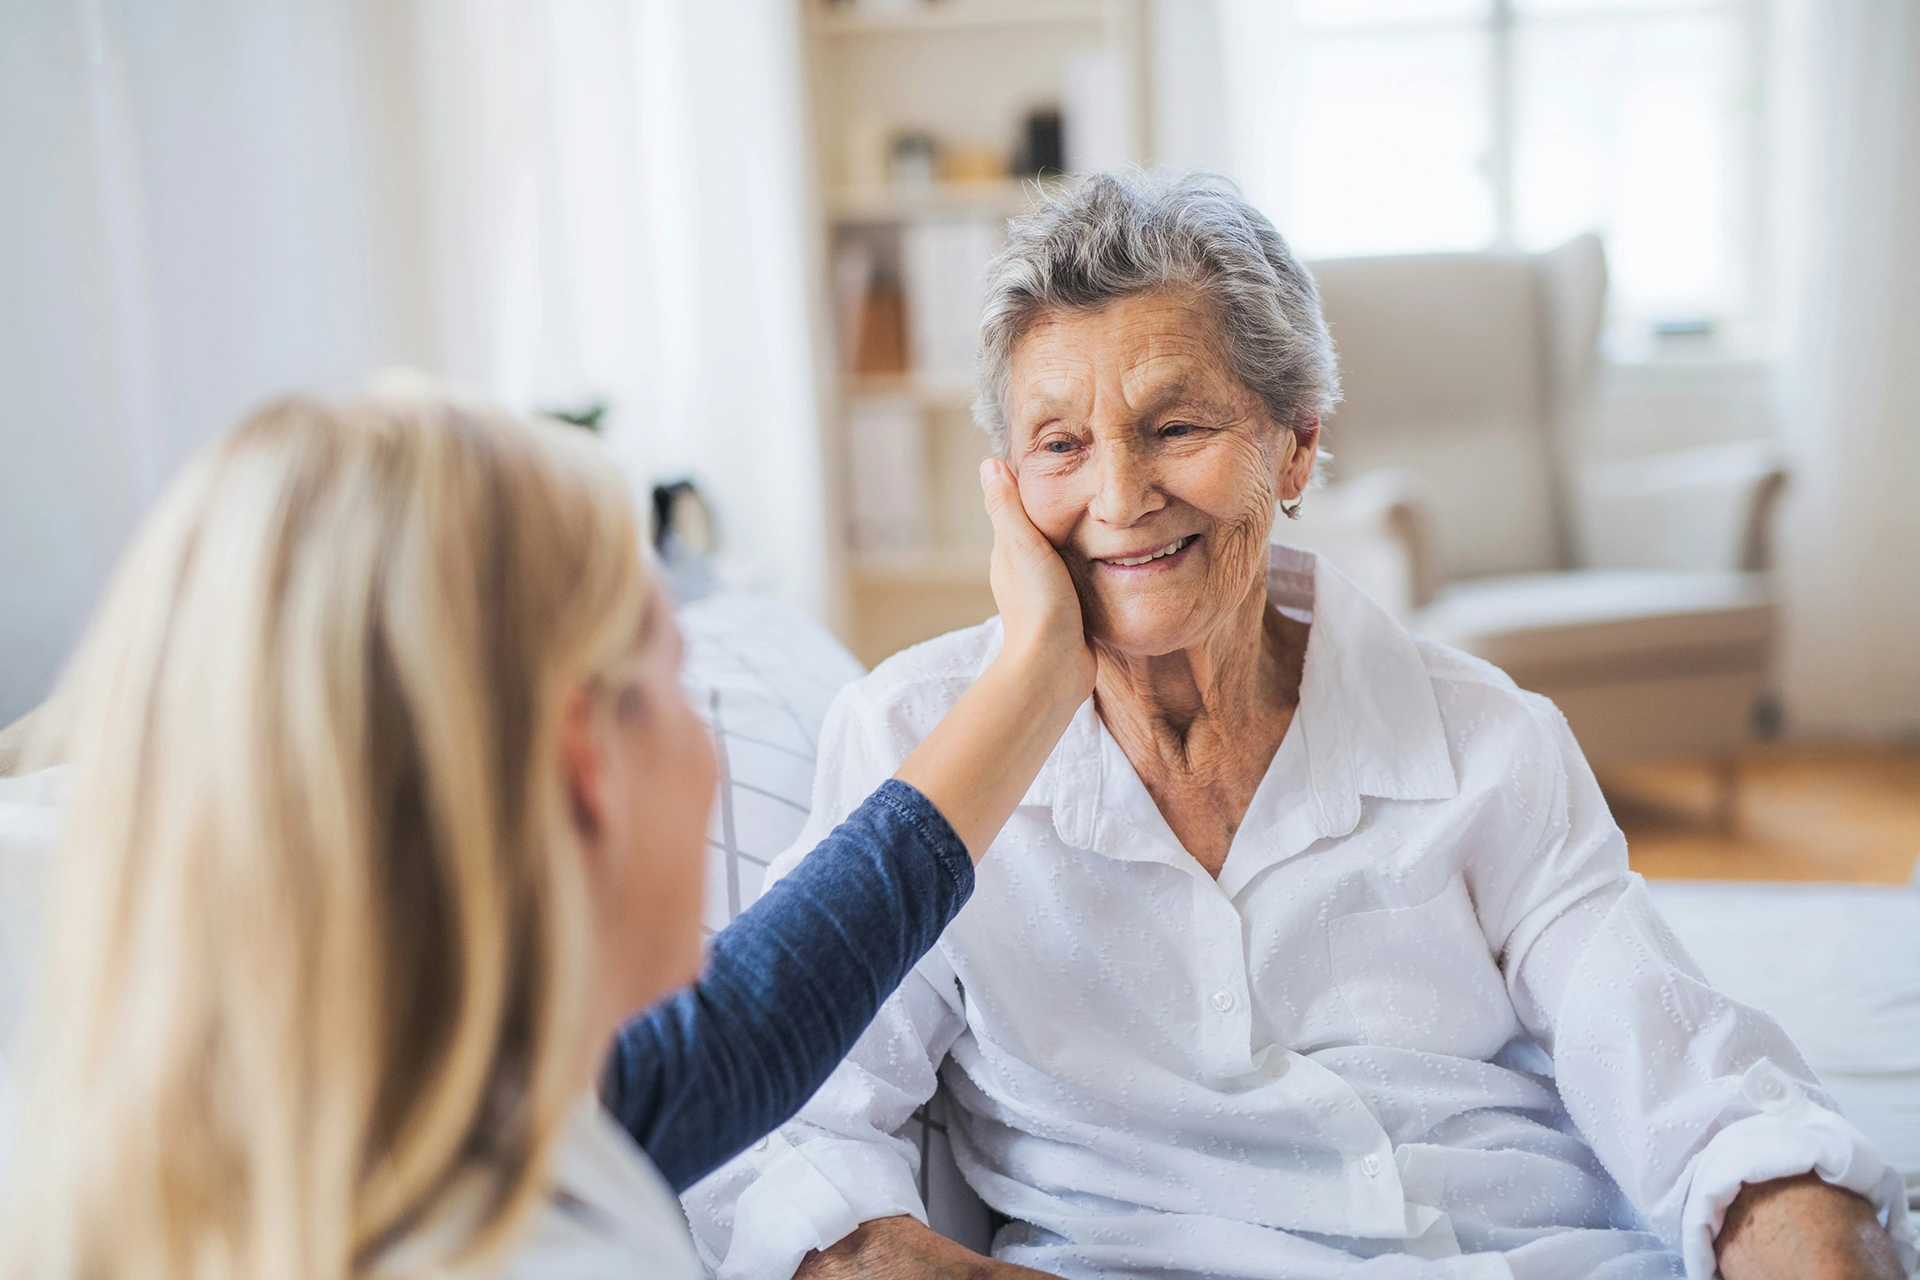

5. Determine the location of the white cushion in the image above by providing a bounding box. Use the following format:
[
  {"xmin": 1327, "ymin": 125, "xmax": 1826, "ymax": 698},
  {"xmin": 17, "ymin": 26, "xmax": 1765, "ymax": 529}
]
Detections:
[
  {"xmin": 675, "ymin": 594, "xmax": 865, "ymax": 934},
  {"xmin": 1310, "ymin": 252, "xmax": 1565, "ymax": 582},
  {"xmin": 1416, "ymin": 569, "xmax": 1773, "ymax": 681},
  {"xmin": 1579, "ymin": 441, "xmax": 1784, "ymax": 575}
]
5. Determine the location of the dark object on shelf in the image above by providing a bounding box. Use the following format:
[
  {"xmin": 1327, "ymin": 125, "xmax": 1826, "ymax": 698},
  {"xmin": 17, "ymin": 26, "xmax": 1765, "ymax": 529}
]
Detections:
[
  {"xmin": 544, "ymin": 400, "xmax": 608, "ymax": 433},
  {"xmin": 889, "ymin": 131, "xmax": 939, "ymax": 188},
  {"xmin": 1014, "ymin": 108, "xmax": 1064, "ymax": 178},
  {"xmin": 652, "ymin": 479, "xmax": 718, "ymax": 603},
  {"xmin": 652, "ymin": 480, "xmax": 715, "ymax": 556},
  {"xmin": 1652, "ymin": 317, "xmax": 1716, "ymax": 339}
]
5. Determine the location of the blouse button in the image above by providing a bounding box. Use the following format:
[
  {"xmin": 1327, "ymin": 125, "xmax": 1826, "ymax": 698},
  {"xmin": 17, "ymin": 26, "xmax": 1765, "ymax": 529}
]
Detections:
[
  {"xmin": 1360, "ymin": 1154, "xmax": 1382, "ymax": 1178},
  {"xmin": 753, "ymin": 1138, "xmax": 770, "ymax": 1153},
  {"xmin": 1758, "ymin": 1075, "xmax": 1787, "ymax": 1102},
  {"xmin": 1211, "ymin": 990, "xmax": 1236, "ymax": 1013}
]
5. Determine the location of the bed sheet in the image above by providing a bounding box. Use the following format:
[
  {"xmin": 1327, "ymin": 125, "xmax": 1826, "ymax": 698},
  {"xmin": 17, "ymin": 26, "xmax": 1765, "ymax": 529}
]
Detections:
[{"xmin": 1646, "ymin": 878, "xmax": 1920, "ymax": 1210}]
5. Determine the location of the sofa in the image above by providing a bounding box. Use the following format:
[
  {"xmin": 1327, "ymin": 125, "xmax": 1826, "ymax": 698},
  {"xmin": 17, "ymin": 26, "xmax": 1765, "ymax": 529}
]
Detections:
[{"xmin": 2, "ymin": 593, "xmax": 1914, "ymax": 1256}]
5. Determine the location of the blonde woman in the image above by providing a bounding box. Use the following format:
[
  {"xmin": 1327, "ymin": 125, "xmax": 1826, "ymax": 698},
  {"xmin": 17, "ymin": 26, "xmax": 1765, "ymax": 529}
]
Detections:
[{"xmin": 2, "ymin": 383, "xmax": 1092, "ymax": 1278}]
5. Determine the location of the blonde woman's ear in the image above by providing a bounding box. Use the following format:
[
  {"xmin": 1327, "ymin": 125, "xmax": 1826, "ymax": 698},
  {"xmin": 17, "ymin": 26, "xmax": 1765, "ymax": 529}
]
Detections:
[{"xmin": 561, "ymin": 685, "xmax": 610, "ymax": 848}]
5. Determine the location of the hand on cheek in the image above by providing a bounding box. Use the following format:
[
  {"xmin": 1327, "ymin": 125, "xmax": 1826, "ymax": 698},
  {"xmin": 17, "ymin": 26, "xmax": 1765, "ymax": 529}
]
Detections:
[{"xmin": 1001, "ymin": 291, "xmax": 1314, "ymax": 660}]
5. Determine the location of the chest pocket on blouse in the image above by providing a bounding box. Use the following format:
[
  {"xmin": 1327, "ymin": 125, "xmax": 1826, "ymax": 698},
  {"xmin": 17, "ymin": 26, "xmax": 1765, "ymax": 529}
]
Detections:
[{"xmin": 1327, "ymin": 874, "xmax": 1519, "ymax": 1059}]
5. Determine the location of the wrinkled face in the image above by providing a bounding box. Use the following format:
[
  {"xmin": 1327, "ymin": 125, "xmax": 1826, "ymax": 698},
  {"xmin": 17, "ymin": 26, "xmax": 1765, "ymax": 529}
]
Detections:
[{"xmin": 1006, "ymin": 289, "xmax": 1314, "ymax": 658}]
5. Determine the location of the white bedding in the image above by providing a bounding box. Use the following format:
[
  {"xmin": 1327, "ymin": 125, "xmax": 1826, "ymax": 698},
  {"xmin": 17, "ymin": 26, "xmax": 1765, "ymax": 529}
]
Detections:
[
  {"xmin": 0, "ymin": 767, "xmax": 62, "ymax": 1169},
  {"xmin": 1647, "ymin": 878, "xmax": 1920, "ymax": 1209}
]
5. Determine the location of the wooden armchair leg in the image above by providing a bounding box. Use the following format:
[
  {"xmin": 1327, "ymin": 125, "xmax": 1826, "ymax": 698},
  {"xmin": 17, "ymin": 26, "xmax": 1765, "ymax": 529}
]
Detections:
[{"xmin": 1710, "ymin": 755, "xmax": 1740, "ymax": 835}]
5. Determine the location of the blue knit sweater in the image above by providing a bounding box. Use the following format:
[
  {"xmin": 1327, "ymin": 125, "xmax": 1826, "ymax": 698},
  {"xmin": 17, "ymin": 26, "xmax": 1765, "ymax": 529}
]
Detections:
[{"xmin": 600, "ymin": 780, "xmax": 973, "ymax": 1193}]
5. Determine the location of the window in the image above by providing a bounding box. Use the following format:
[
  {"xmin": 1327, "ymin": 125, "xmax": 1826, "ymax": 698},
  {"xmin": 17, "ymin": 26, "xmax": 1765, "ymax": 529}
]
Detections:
[{"xmin": 1228, "ymin": 0, "xmax": 1765, "ymax": 339}]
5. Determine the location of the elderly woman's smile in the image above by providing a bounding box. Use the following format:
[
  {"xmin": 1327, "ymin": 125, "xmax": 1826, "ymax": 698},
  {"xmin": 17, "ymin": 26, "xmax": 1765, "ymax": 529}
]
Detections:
[
  {"xmin": 1005, "ymin": 288, "xmax": 1316, "ymax": 660},
  {"xmin": 1093, "ymin": 534, "xmax": 1198, "ymax": 569}
]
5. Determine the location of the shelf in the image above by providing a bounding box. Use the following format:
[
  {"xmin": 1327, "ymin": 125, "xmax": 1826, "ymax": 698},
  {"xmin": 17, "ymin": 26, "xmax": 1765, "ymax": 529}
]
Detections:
[
  {"xmin": 852, "ymin": 550, "xmax": 990, "ymax": 585},
  {"xmin": 843, "ymin": 372, "xmax": 978, "ymax": 407},
  {"xmin": 828, "ymin": 177, "xmax": 1060, "ymax": 223},
  {"xmin": 811, "ymin": 1, "xmax": 1106, "ymax": 38}
]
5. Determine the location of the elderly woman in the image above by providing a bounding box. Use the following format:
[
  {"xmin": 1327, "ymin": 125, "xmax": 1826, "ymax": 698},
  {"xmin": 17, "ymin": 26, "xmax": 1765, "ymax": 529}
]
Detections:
[{"xmin": 685, "ymin": 174, "xmax": 1911, "ymax": 1280}]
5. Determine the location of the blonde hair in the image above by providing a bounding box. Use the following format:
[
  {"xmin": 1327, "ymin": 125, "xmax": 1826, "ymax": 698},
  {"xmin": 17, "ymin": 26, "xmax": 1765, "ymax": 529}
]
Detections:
[{"xmin": 5, "ymin": 383, "xmax": 652, "ymax": 1278}]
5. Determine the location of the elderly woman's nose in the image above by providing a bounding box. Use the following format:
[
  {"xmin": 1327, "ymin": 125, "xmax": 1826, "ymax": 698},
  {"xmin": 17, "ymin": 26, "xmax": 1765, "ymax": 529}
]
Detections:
[{"xmin": 1086, "ymin": 441, "xmax": 1164, "ymax": 526}]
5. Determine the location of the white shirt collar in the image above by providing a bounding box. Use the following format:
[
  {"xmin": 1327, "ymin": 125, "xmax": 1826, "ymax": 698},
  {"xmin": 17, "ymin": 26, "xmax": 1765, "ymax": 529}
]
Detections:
[{"xmin": 1036, "ymin": 544, "xmax": 1457, "ymax": 871}]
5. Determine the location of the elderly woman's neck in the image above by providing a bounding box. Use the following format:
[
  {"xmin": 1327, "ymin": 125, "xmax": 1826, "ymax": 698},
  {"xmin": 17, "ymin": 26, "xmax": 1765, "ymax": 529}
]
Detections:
[{"xmin": 1092, "ymin": 588, "xmax": 1305, "ymax": 768}]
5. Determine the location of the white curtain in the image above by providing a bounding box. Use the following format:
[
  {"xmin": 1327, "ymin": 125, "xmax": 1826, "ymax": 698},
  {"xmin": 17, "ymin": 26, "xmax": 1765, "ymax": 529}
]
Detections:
[
  {"xmin": 1770, "ymin": 0, "xmax": 1920, "ymax": 737},
  {"xmin": 0, "ymin": 0, "xmax": 830, "ymax": 725},
  {"xmin": 403, "ymin": 0, "xmax": 832, "ymax": 610},
  {"xmin": 1, "ymin": 0, "xmax": 408, "ymax": 724}
]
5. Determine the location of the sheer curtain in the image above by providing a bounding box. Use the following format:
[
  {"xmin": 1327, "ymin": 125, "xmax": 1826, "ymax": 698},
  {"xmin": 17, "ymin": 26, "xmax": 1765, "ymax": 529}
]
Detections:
[
  {"xmin": 0, "ymin": 0, "xmax": 830, "ymax": 724},
  {"xmin": 1769, "ymin": 0, "xmax": 1920, "ymax": 736},
  {"xmin": 1, "ymin": 0, "xmax": 410, "ymax": 723},
  {"xmin": 403, "ymin": 0, "xmax": 832, "ymax": 611}
]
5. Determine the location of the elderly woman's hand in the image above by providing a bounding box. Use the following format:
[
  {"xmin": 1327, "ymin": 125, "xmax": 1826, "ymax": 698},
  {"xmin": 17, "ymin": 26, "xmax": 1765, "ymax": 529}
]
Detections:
[
  {"xmin": 886, "ymin": 462, "xmax": 1094, "ymax": 861},
  {"xmin": 798, "ymin": 1215, "xmax": 1061, "ymax": 1280},
  {"xmin": 1716, "ymin": 1175, "xmax": 1905, "ymax": 1280},
  {"xmin": 981, "ymin": 458, "xmax": 1094, "ymax": 697}
]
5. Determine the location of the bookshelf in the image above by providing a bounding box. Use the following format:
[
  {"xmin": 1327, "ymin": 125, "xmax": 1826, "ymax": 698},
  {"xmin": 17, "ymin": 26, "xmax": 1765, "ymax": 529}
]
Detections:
[
  {"xmin": 827, "ymin": 176, "xmax": 1057, "ymax": 223},
  {"xmin": 811, "ymin": 1, "xmax": 1109, "ymax": 37},
  {"xmin": 800, "ymin": 0, "xmax": 1146, "ymax": 666}
]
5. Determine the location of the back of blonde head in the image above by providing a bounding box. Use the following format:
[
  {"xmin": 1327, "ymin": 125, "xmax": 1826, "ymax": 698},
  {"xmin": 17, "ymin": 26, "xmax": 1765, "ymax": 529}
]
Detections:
[{"xmin": 5, "ymin": 385, "xmax": 650, "ymax": 1279}]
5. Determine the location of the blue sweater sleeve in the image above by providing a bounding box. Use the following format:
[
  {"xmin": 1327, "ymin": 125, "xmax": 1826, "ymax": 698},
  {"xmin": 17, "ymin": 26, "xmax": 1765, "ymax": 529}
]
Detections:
[{"xmin": 599, "ymin": 779, "xmax": 974, "ymax": 1193}]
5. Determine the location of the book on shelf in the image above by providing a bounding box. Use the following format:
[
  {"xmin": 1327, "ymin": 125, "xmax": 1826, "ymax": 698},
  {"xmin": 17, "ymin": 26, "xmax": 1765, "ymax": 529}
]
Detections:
[
  {"xmin": 837, "ymin": 240, "xmax": 912, "ymax": 377},
  {"xmin": 846, "ymin": 398, "xmax": 929, "ymax": 554},
  {"xmin": 833, "ymin": 240, "xmax": 877, "ymax": 374},
  {"xmin": 902, "ymin": 217, "xmax": 1002, "ymax": 383}
]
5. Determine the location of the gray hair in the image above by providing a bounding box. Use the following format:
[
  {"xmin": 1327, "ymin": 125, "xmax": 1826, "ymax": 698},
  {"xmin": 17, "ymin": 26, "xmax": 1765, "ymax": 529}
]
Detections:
[{"xmin": 973, "ymin": 170, "xmax": 1340, "ymax": 455}]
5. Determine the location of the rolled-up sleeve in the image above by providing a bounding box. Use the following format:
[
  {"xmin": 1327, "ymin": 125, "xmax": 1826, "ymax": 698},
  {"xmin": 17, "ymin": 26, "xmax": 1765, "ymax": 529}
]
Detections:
[{"xmin": 1493, "ymin": 701, "xmax": 1915, "ymax": 1279}]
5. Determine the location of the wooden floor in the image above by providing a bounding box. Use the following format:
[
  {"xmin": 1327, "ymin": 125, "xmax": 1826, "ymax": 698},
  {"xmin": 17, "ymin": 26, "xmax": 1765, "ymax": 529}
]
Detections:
[{"xmin": 1602, "ymin": 745, "xmax": 1920, "ymax": 884}]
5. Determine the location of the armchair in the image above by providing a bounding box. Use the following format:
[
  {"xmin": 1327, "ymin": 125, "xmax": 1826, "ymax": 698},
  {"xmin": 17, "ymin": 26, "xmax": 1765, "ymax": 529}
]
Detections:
[{"xmin": 1287, "ymin": 236, "xmax": 1785, "ymax": 796}]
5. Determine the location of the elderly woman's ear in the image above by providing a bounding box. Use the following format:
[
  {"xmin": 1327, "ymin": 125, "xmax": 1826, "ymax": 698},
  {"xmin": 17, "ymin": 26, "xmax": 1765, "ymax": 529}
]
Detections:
[{"xmin": 1277, "ymin": 419, "xmax": 1322, "ymax": 512}]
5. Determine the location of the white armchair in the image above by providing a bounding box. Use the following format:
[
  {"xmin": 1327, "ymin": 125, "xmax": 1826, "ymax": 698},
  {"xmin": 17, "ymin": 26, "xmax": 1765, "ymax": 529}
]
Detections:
[{"xmin": 1286, "ymin": 236, "xmax": 1785, "ymax": 790}]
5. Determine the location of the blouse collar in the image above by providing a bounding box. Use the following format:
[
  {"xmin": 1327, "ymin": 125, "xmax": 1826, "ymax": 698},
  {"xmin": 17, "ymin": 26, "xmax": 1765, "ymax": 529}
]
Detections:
[{"xmin": 1033, "ymin": 544, "xmax": 1458, "ymax": 878}]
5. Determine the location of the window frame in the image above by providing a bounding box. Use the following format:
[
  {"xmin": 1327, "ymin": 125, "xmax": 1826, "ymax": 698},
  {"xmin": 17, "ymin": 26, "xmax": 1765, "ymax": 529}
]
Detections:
[{"xmin": 1281, "ymin": 0, "xmax": 1772, "ymax": 344}]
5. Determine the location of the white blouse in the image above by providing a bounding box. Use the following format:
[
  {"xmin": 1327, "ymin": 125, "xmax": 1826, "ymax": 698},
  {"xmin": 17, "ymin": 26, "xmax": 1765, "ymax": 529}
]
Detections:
[
  {"xmin": 493, "ymin": 1100, "xmax": 701, "ymax": 1279},
  {"xmin": 684, "ymin": 546, "xmax": 1913, "ymax": 1280},
  {"xmin": 370, "ymin": 1097, "xmax": 702, "ymax": 1274},
  {"xmin": 381, "ymin": 1098, "xmax": 702, "ymax": 1280}
]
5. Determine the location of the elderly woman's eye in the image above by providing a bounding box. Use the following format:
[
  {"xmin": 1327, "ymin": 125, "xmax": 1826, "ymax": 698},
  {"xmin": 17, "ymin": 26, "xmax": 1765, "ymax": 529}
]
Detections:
[
  {"xmin": 1043, "ymin": 438, "xmax": 1077, "ymax": 454},
  {"xmin": 1161, "ymin": 422, "xmax": 1198, "ymax": 438}
]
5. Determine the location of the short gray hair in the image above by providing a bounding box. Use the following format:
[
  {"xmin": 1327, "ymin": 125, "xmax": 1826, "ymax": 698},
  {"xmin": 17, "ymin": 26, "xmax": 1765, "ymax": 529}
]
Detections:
[{"xmin": 973, "ymin": 170, "xmax": 1340, "ymax": 455}]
